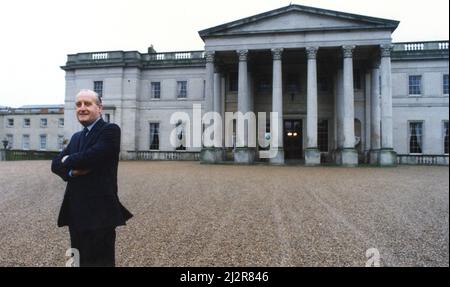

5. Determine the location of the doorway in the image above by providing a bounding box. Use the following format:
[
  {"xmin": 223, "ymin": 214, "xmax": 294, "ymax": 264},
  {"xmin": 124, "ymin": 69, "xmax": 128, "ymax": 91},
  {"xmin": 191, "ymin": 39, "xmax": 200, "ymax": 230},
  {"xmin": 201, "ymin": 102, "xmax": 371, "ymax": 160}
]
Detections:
[{"xmin": 284, "ymin": 119, "xmax": 303, "ymax": 159}]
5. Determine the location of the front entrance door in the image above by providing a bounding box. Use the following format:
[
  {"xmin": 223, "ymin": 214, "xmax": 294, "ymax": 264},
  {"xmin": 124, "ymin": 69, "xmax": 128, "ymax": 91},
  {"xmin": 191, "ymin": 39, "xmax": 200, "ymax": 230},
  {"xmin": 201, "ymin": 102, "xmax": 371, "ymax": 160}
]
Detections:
[{"xmin": 284, "ymin": 120, "xmax": 303, "ymax": 159}]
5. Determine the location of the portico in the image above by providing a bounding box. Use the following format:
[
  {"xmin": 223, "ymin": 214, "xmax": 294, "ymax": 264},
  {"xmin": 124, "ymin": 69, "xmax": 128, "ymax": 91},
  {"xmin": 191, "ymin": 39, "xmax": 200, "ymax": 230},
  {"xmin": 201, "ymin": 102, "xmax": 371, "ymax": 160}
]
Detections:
[{"xmin": 199, "ymin": 4, "xmax": 399, "ymax": 166}]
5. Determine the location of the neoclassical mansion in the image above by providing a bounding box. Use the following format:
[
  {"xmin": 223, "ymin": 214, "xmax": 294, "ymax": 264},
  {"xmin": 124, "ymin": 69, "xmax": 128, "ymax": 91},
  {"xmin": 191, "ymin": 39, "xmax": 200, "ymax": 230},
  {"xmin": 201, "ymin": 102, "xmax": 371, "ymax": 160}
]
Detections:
[{"xmin": 60, "ymin": 5, "xmax": 449, "ymax": 166}]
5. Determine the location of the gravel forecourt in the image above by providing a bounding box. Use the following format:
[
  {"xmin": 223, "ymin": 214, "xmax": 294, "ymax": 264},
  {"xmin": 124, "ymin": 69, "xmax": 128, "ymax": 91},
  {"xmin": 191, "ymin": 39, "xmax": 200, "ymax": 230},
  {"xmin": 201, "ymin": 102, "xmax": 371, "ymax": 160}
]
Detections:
[{"xmin": 0, "ymin": 161, "xmax": 448, "ymax": 267}]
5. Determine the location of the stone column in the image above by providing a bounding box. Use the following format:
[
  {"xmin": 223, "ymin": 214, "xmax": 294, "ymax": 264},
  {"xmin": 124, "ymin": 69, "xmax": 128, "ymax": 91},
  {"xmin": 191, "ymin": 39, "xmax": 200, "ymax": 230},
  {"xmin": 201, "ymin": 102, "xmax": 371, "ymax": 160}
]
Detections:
[
  {"xmin": 205, "ymin": 51, "xmax": 215, "ymax": 115},
  {"xmin": 340, "ymin": 45, "xmax": 358, "ymax": 166},
  {"xmin": 379, "ymin": 44, "xmax": 397, "ymax": 166},
  {"xmin": 221, "ymin": 75, "xmax": 226, "ymax": 149},
  {"xmin": 333, "ymin": 68, "xmax": 344, "ymax": 164},
  {"xmin": 212, "ymin": 67, "xmax": 225, "ymax": 161},
  {"xmin": 364, "ymin": 71, "xmax": 371, "ymax": 155},
  {"xmin": 335, "ymin": 69, "xmax": 344, "ymax": 149},
  {"xmin": 305, "ymin": 47, "xmax": 321, "ymax": 165},
  {"xmin": 234, "ymin": 49, "xmax": 255, "ymax": 164},
  {"xmin": 370, "ymin": 60, "xmax": 381, "ymax": 164},
  {"xmin": 200, "ymin": 51, "xmax": 218, "ymax": 163},
  {"xmin": 270, "ymin": 48, "xmax": 285, "ymax": 164},
  {"xmin": 214, "ymin": 69, "xmax": 221, "ymax": 120}
]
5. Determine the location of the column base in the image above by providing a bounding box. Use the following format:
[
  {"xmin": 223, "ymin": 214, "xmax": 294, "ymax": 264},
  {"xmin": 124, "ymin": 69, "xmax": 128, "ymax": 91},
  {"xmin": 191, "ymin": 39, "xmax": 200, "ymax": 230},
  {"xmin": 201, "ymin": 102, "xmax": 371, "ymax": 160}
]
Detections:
[
  {"xmin": 305, "ymin": 148, "xmax": 321, "ymax": 166},
  {"xmin": 234, "ymin": 147, "xmax": 256, "ymax": 164},
  {"xmin": 268, "ymin": 148, "xmax": 285, "ymax": 165},
  {"xmin": 379, "ymin": 148, "xmax": 397, "ymax": 166},
  {"xmin": 369, "ymin": 149, "xmax": 381, "ymax": 165},
  {"xmin": 200, "ymin": 147, "xmax": 225, "ymax": 163},
  {"xmin": 335, "ymin": 148, "xmax": 358, "ymax": 167}
]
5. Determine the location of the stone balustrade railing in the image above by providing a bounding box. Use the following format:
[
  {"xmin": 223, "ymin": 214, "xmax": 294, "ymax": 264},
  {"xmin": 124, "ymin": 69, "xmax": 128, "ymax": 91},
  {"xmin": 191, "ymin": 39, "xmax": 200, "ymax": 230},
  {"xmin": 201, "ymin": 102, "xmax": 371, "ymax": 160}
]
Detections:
[
  {"xmin": 397, "ymin": 154, "xmax": 449, "ymax": 166},
  {"xmin": 66, "ymin": 50, "xmax": 205, "ymax": 65},
  {"xmin": 127, "ymin": 151, "xmax": 200, "ymax": 161},
  {"xmin": 146, "ymin": 51, "xmax": 205, "ymax": 61},
  {"xmin": 393, "ymin": 41, "xmax": 449, "ymax": 51}
]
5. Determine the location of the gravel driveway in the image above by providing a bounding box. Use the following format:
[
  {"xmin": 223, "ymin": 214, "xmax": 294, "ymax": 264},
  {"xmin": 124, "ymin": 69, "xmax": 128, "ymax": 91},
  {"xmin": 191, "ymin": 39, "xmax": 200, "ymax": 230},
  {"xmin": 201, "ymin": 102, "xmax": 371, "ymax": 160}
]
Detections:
[{"xmin": 0, "ymin": 161, "xmax": 448, "ymax": 266}]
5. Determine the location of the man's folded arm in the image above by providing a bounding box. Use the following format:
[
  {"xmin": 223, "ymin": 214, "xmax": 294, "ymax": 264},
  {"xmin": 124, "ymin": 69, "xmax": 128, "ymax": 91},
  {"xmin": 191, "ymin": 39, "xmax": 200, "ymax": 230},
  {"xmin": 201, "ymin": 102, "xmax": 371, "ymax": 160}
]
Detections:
[
  {"xmin": 62, "ymin": 124, "xmax": 120, "ymax": 170},
  {"xmin": 51, "ymin": 138, "xmax": 74, "ymax": 181}
]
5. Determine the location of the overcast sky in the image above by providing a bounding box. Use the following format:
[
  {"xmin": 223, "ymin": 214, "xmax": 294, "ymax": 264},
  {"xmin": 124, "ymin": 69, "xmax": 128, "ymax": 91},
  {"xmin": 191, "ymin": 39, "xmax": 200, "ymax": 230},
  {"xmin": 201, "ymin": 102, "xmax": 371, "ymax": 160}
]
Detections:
[{"xmin": 0, "ymin": 0, "xmax": 448, "ymax": 108}]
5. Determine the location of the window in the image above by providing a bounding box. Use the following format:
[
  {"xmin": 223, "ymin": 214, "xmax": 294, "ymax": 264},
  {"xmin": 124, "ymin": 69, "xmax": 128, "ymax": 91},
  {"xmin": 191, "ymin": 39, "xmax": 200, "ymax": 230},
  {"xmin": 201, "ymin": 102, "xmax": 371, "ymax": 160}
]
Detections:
[
  {"xmin": 58, "ymin": 135, "xmax": 64, "ymax": 151},
  {"xmin": 409, "ymin": 122, "xmax": 423, "ymax": 154},
  {"xmin": 7, "ymin": 118, "xmax": 14, "ymax": 127},
  {"xmin": 40, "ymin": 118, "xmax": 47, "ymax": 128},
  {"xmin": 444, "ymin": 121, "xmax": 449, "ymax": 154},
  {"xmin": 58, "ymin": 118, "xmax": 64, "ymax": 127},
  {"xmin": 177, "ymin": 81, "xmax": 187, "ymax": 98},
  {"xmin": 149, "ymin": 123, "xmax": 160, "ymax": 150},
  {"xmin": 318, "ymin": 120, "xmax": 329, "ymax": 152},
  {"xmin": 22, "ymin": 135, "xmax": 30, "ymax": 150},
  {"xmin": 151, "ymin": 82, "xmax": 161, "ymax": 99},
  {"xmin": 257, "ymin": 74, "xmax": 272, "ymax": 93},
  {"xmin": 40, "ymin": 135, "xmax": 47, "ymax": 150},
  {"xmin": 23, "ymin": 118, "xmax": 30, "ymax": 128},
  {"xmin": 6, "ymin": 134, "xmax": 13, "ymax": 149},
  {"xmin": 94, "ymin": 81, "xmax": 103, "ymax": 97},
  {"xmin": 444, "ymin": 74, "xmax": 449, "ymax": 95},
  {"xmin": 229, "ymin": 72, "xmax": 238, "ymax": 92},
  {"xmin": 409, "ymin": 75, "xmax": 422, "ymax": 95},
  {"xmin": 104, "ymin": 113, "xmax": 110, "ymax": 123}
]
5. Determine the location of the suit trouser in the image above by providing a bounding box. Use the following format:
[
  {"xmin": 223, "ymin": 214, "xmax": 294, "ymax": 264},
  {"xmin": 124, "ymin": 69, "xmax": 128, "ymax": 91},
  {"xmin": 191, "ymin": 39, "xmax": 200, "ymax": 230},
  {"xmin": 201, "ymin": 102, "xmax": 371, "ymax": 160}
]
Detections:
[{"xmin": 69, "ymin": 226, "xmax": 116, "ymax": 267}]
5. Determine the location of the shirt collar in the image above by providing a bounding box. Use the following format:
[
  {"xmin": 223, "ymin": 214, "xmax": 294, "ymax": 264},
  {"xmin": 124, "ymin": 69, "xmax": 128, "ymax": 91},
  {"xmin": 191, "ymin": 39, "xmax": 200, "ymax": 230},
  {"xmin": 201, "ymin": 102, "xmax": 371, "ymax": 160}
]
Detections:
[{"xmin": 85, "ymin": 117, "xmax": 101, "ymax": 132}]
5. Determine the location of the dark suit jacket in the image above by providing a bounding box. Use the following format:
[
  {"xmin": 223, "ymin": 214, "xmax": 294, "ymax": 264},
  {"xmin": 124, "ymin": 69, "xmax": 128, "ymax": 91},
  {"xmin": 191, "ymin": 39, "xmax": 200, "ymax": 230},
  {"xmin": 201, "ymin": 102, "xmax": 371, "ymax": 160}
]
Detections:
[{"xmin": 51, "ymin": 118, "xmax": 133, "ymax": 231}]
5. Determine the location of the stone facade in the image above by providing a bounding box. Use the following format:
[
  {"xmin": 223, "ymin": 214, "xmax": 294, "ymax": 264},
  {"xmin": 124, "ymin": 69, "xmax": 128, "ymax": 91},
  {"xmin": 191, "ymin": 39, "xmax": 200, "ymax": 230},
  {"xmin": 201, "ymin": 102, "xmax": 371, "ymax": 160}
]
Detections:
[{"xmin": 60, "ymin": 5, "xmax": 449, "ymax": 165}]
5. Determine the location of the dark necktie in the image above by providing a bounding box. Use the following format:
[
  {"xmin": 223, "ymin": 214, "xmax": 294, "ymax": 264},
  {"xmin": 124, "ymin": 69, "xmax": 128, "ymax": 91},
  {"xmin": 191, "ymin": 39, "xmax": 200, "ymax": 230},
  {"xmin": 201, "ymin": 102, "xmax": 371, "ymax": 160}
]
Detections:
[{"xmin": 79, "ymin": 127, "xmax": 89, "ymax": 150}]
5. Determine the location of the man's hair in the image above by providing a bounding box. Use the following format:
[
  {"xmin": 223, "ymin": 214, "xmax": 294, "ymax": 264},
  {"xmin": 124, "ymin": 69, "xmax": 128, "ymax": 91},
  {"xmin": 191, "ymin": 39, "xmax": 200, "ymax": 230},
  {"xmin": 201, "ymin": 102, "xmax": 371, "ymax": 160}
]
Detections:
[{"xmin": 76, "ymin": 89, "xmax": 102, "ymax": 106}]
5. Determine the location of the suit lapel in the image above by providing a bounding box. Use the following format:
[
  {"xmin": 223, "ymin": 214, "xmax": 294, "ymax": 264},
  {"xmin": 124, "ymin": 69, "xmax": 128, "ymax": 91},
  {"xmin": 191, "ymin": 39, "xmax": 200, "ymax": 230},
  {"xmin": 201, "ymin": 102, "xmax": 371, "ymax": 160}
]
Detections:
[
  {"xmin": 77, "ymin": 131, "xmax": 83, "ymax": 152},
  {"xmin": 81, "ymin": 118, "xmax": 106, "ymax": 151}
]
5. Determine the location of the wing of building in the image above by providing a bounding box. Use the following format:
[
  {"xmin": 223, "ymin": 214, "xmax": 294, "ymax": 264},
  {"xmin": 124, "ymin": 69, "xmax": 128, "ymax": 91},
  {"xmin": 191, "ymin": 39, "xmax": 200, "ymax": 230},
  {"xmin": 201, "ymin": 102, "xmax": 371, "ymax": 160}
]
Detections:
[
  {"xmin": 0, "ymin": 105, "xmax": 65, "ymax": 151},
  {"xmin": 58, "ymin": 4, "xmax": 449, "ymax": 166}
]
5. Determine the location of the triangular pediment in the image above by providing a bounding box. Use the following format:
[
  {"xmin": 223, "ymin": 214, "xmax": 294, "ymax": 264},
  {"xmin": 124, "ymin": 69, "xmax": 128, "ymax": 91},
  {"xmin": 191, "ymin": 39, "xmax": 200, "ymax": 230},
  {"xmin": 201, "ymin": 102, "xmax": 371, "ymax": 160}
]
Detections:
[{"xmin": 199, "ymin": 5, "xmax": 399, "ymax": 38}]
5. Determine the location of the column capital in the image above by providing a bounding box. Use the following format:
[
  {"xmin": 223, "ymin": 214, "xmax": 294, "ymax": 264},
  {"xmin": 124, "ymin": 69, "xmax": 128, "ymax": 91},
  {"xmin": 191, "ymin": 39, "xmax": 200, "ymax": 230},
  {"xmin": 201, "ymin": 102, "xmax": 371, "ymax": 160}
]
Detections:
[
  {"xmin": 271, "ymin": 48, "xmax": 284, "ymax": 60},
  {"xmin": 237, "ymin": 50, "xmax": 249, "ymax": 62},
  {"xmin": 380, "ymin": 44, "xmax": 394, "ymax": 58},
  {"xmin": 342, "ymin": 45, "xmax": 355, "ymax": 58},
  {"xmin": 306, "ymin": 47, "xmax": 319, "ymax": 59},
  {"xmin": 205, "ymin": 51, "xmax": 215, "ymax": 63}
]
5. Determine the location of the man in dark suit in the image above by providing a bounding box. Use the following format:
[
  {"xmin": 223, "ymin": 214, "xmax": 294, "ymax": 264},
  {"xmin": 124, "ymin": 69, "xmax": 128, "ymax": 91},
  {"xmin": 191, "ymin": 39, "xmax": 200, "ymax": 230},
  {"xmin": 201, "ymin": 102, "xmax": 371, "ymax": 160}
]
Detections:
[{"xmin": 51, "ymin": 89, "xmax": 132, "ymax": 267}]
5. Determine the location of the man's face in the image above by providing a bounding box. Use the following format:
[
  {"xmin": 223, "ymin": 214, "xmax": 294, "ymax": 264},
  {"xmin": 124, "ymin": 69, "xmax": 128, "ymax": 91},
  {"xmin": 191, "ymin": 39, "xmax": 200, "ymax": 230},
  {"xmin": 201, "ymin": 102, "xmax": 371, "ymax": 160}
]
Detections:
[{"xmin": 75, "ymin": 93, "xmax": 102, "ymax": 126}]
